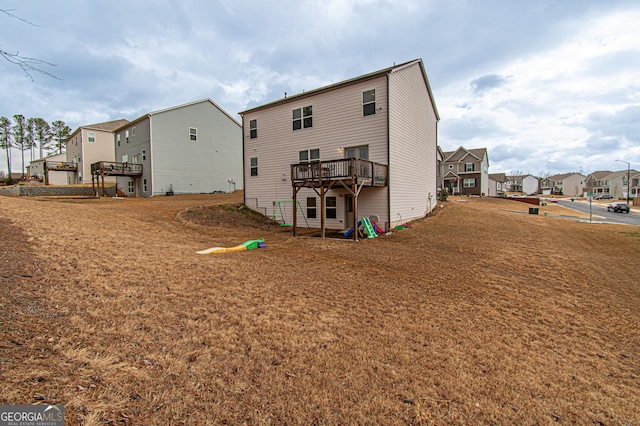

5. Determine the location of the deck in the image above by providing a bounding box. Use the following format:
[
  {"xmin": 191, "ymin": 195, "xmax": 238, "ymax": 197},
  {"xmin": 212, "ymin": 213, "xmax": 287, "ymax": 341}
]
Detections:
[
  {"xmin": 91, "ymin": 161, "xmax": 143, "ymax": 177},
  {"xmin": 291, "ymin": 158, "xmax": 387, "ymax": 188}
]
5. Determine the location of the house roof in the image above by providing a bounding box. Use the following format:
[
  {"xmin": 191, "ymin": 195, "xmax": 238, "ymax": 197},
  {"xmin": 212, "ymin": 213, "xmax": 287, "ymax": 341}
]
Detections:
[
  {"xmin": 507, "ymin": 174, "xmax": 535, "ymax": 180},
  {"xmin": 113, "ymin": 98, "xmax": 241, "ymax": 133},
  {"xmin": 586, "ymin": 170, "xmax": 612, "ymax": 180},
  {"xmin": 488, "ymin": 173, "xmax": 507, "ymax": 182},
  {"xmin": 67, "ymin": 119, "xmax": 130, "ymax": 141},
  {"xmin": 442, "ymin": 146, "xmax": 488, "ymax": 164},
  {"xmin": 546, "ymin": 172, "xmax": 583, "ymax": 181},
  {"xmin": 239, "ymin": 59, "xmax": 440, "ymax": 121}
]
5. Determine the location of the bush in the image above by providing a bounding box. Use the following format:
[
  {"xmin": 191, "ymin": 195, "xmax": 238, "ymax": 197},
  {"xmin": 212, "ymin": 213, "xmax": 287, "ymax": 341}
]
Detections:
[{"xmin": 438, "ymin": 188, "xmax": 448, "ymax": 201}]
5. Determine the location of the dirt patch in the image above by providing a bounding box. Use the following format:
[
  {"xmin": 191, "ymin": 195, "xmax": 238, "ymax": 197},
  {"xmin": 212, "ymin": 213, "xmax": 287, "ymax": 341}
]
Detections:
[
  {"xmin": 0, "ymin": 193, "xmax": 638, "ymax": 425},
  {"xmin": 177, "ymin": 203, "xmax": 274, "ymax": 228}
]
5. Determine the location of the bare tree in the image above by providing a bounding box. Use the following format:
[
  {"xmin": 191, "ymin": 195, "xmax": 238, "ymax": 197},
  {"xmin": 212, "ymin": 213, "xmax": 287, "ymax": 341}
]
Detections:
[{"xmin": 1, "ymin": 8, "xmax": 59, "ymax": 80}]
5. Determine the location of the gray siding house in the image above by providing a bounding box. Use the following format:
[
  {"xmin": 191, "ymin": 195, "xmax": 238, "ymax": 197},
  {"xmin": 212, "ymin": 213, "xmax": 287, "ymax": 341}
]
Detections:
[
  {"xmin": 442, "ymin": 147, "xmax": 489, "ymax": 196},
  {"xmin": 113, "ymin": 99, "xmax": 242, "ymax": 197},
  {"xmin": 239, "ymin": 59, "xmax": 440, "ymax": 235}
]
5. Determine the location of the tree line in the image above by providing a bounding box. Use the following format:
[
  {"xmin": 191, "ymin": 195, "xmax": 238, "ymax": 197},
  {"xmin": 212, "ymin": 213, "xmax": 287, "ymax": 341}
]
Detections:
[{"xmin": 0, "ymin": 115, "xmax": 72, "ymax": 180}]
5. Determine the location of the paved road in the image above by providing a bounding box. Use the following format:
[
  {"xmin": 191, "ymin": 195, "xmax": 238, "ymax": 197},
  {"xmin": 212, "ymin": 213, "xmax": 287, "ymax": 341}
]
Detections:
[{"xmin": 557, "ymin": 200, "xmax": 640, "ymax": 225}]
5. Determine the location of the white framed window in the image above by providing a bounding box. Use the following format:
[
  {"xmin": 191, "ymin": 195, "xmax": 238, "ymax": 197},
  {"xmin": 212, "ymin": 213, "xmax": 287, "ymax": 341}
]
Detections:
[
  {"xmin": 250, "ymin": 157, "xmax": 258, "ymax": 176},
  {"xmin": 88, "ymin": 132, "xmax": 96, "ymax": 142},
  {"xmin": 326, "ymin": 196, "xmax": 337, "ymax": 219},
  {"xmin": 463, "ymin": 178, "xmax": 476, "ymax": 188},
  {"xmin": 128, "ymin": 180, "xmax": 134, "ymax": 193},
  {"xmin": 116, "ymin": 134, "xmax": 121, "ymax": 147},
  {"xmin": 143, "ymin": 178, "xmax": 147, "ymax": 192},
  {"xmin": 306, "ymin": 197, "xmax": 317, "ymax": 219},
  {"xmin": 125, "ymin": 130, "xmax": 130, "ymax": 143},
  {"xmin": 122, "ymin": 154, "xmax": 128, "ymax": 163},
  {"xmin": 465, "ymin": 163, "xmax": 474, "ymax": 172},
  {"xmin": 293, "ymin": 106, "xmax": 312, "ymax": 130},
  {"xmin": 363, "ymin": 89, "xmax": 376, "ymax": 116},
  {"xmin": 133, "ymin": 154, "xmax": 139, "ymax": 163},
  {"xmin": 299, "ymin": 149, "xmax": 320, "ymax": 163},
  {"xmin": 448, "ymin": 164, "xmax": 453, "ymax": 169},
  {"xmin": 142, "ymin": 149, "xmax": 146, "ymax": 161},
  {"xmin": 132, "ymin": 127, "xmax": 136, "ymax": 136},
  {"xmin": 345, "ymin": 145, "xmax": 368, "ymax": 160},
  {"xmin": 249, "ymin": 119, "xmax": 257, "ymax": 139},
  {"xmin": 189, "ymin": 127, "xmax": 197, "ymax": 141}
]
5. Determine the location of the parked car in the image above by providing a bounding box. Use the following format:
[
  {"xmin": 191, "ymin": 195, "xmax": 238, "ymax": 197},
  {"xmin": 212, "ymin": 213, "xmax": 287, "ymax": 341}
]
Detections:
[
  {"xmin": 607, "ymin": 202, "xmax": 630, "ymax": 213},
  {"xmin": 549, "ymin": 198, "xmax": 558, "ymax": 203},
  {"xmin": 595, "ymin": 194, "xmax": 614, "ymax": 200}
]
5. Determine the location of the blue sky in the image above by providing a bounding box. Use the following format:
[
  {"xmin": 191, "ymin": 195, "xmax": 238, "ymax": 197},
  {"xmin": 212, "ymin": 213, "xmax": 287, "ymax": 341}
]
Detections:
[{"xmin": 1, "ymin": 0, "xmax": 639, "ymax": 176}]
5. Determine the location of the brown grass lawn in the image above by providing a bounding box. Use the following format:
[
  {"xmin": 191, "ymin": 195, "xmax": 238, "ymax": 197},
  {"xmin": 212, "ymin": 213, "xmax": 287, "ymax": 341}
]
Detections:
[{"xmin": 0, "ymin": 193, "xmax": 638, "ymax": 425}]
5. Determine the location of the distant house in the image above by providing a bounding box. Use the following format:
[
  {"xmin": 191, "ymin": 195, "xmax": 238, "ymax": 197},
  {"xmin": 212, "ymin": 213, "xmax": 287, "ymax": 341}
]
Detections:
[
  {"xmin": 630, "ymin": 171, "xmax": 640, "ymax": 200},
  {"xmin": 66, "ymin": 119, "xmax": 129, "ymax": 184},
  {"xmin": 488, "ymin": 173, "xmax": 507, "ymax": 197},
  {"xmin": 507, "ymin": 174, "xmax": 538, "ymax": 195},
  {"xmin": 29, "ymin": 153, "xmax": 67, "ymax": 185},
  {"xmin": 442, "ymin": 147, "xmax": 489, "ymax": 196},
  {"xmin": 436, "ymin": 146, "xmax": 444, "ymax": 193},
  {"xmin": 113, "ymin": 99, "xmax": 242, "ymax": 197},
  {"xmin": 539, "ymin": 173, "xmax": 585, "ymax": 197},
  {"xmin": 239, "ymin": 59, "xmax": 440, "ymax": 236},
  {"xmin": 583, "ymin": 170, "xmax": 638, "ymax": 199}
]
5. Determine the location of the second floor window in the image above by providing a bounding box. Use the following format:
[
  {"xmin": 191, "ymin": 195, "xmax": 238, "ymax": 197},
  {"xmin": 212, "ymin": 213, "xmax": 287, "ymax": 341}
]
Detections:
[
  {"xmin": 125, "ymin": 130, "xmax": 129, "ymax": 143},
  {"xmin": 249, "ymin": 119, "xmax": 257, "ymax": 139},
  {"xmin": 465, "ymin": 163, "xmax": 474, "ymax": 172},
  {"xmin": 363, "ymin": 89, "xmax": 376, "ymax": 116},
  {"xmin": 189, "ymin": 127, "xmax": 198, "ymax": 141},
  {"xmin": 293, "ymin": 106, "xmax": 313, "ymax": 130},
  {"xmin": 250, "ymin": 157, "xmax": 258, "ymax": 176},
  {"xmin": 88, "ymin": 132, "xmax": 95, "ymax": 142},
  {"xmin": 116, "ymin": 134, "xmax": 121, "ymax": 147}
]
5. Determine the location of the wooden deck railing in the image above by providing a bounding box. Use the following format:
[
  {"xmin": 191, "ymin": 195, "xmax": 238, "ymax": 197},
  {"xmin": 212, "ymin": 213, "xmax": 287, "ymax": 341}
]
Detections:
[
  {"xmin": 291, "ymin": 158, "xmax": 387, "ymax": 187},
  {"xmin": 44, "ymin": 161, "xmax": 77, "ymax": 171},
  {"xmin": 91, "ymin": 161, "xmax": 142, "ymax": 176}
]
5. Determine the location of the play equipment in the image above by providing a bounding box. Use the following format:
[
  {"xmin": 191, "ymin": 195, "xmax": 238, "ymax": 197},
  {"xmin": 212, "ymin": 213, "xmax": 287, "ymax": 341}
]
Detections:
[
  {"xmin": 267, "ymin": 200, "xmax": 310, "ymax": 231},
  {"xmin": 197, "ymin": 238, "xmax": 265, "ymax": 255},
  {"xmin": 344, "ymin": 217, "xmax": 383, "ymax": 238}
]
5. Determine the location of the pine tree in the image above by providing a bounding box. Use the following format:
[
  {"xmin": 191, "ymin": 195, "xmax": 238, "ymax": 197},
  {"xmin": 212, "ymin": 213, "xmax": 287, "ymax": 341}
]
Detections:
[
  {"xmin": 26, "ymin": 117, "xmax": 36, "ymax": 162},
  {"xmin": 12, "ymin": 114, "xmax": 28, "ymax": 177},
  {"xmin": 34, "ymin": 118, "xmax": 52, "ymax": 158},
  {"xmin": 51, "ymin": 120, "xmax": 71, "ymax": 155},
  {"xmin": 0, "ymin": 116, "xmax": 12, "ymax": 180}
]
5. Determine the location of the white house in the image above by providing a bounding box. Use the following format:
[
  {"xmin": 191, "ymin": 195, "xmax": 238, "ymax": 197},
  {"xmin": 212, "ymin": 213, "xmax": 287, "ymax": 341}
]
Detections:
[
  {"xmin": 507, "ymin": 174, "xmax": 538, "ymax": 195},
  {"xmin": 113, "ymin": 99, "xmax": 243, "ymax": 197},
  {"xmin": 66, "ymin": 119, "xmax": 129, "ymax": 184},
  {"xmin": 239, "ymin": 59, "xmax": 440, "ymax": 238},
  {"xmin": 29, "ymin": 152, "xmax": 67, "ymax": 185}
]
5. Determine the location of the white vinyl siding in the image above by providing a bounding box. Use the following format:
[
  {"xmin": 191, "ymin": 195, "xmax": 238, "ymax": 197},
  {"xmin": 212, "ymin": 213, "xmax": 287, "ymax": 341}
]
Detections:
[
  {"xmin": 243, "ymin": 75, "xmax": 390, "ymax": 228},
  {"xmin": 388, "ymin": 62, "xmax": 438, "ymax": 226}
]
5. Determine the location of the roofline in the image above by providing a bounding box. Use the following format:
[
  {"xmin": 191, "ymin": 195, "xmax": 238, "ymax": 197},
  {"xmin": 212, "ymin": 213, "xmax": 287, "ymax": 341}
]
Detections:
[
  {"xmin": 113, "ymin": 98, "xmax": 241, "ymax": 133},
  {"xmin": 239, "ymin": 59, "xmax": 440, "ymax": 121},
  {"xmin": 66, "ymin": 119, "xmax": 129, "ymax": 143}
]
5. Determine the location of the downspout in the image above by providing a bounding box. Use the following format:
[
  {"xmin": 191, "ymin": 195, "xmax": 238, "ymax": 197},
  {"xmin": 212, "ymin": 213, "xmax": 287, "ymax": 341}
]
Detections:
[
  {"xmin": 386, "ymin": 72, "xmax": 391, "ymax": 231},
  {"xmin": 240, "ymin": 113, "xmax": 246, "ymax": 207}
]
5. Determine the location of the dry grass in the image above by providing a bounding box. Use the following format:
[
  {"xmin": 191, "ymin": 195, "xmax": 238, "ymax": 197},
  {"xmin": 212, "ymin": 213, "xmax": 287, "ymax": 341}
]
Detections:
[{"xmin": 0, "ymin": 193, "xmax": 638, "ymax": 425}]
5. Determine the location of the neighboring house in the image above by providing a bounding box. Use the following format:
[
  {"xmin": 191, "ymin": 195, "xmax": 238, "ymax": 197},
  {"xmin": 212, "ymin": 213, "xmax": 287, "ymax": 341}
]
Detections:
[
  {"xmin": 507, "ymin": 174, "xmax": 538, "ymax": 195},
  {"xmin": 630, "ymin": 171, "xmax": 640, "ymax": 200},
  {"xmin": 66, "ymin": 119, "xmax": 129, "ymax": 184},
  {"xmin": 29, "ymin": 153, "xmax": 67, "ymax": 185},
  {"xmin": 539, "ymin": 173, "xmax": 585, "ymax": 197},
  {"xmin": 113, "ymin": 99, "xmax": 242, "ymax": 197},
  {"xmin": 583, "ymin": 170, "xmax": 638, "ymax": 199},
  {"xmin": 488, "ymin": 173, "xmax": 507, "ymax": 197},
  {"xmin": 441, "ymin": 147, "xmax": 489, "ymax": 196},
  {"xmin": 239, "ymin": 59, "xmax": 440, "ymax": 236},
  {"xmin": 436, "ymin": 146, "xmax": 444, "ymax": 193}
]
